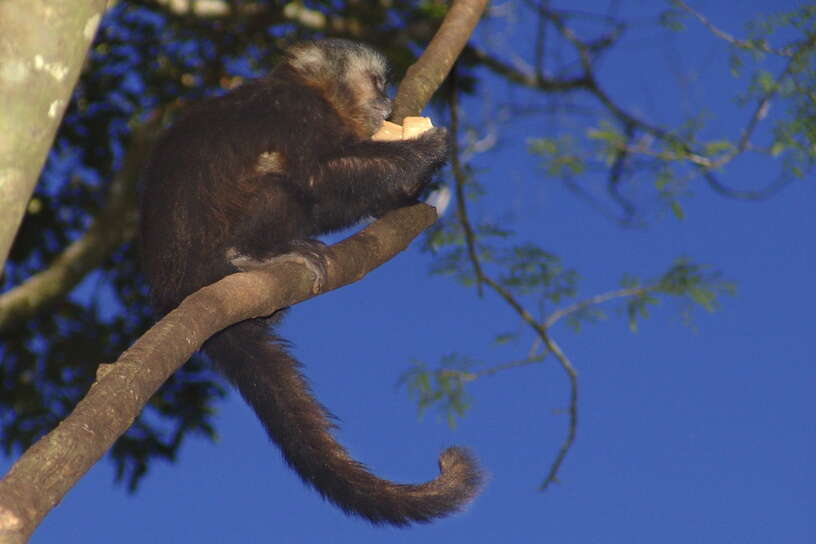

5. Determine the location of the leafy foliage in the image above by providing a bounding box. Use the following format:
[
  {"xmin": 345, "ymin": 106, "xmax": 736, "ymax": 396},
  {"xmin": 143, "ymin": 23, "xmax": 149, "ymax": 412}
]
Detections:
[
  {"xmin": 398, "ymin": 258, "xmax": 733, "ymax": 425},
  {"xmin": 397, "ymin": 355, "xmax": 477, "ymax": 429},
  {"xmin": 620, "ymin": 260, "xmax": 736, "ymax": 332}
]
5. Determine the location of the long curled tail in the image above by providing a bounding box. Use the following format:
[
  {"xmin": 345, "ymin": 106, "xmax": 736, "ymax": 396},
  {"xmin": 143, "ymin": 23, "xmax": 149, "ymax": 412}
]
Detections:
[{"xmin": 204, "ymin": 319, "xmax": 482, "ymax": 526}]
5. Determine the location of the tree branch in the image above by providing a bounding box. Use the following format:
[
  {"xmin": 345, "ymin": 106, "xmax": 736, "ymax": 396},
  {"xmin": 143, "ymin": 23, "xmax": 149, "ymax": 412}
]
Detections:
[
  {"xmin": 391, "ymin": 0, "xmax": 489, "ymax": 122},
  {"xmin": 447, "ymin": 70, "xmax": 484, "ymax": 296},
  {"xmin": 0, "ymin": 204, "xmax": 436, "ymax": 542},
  {"xmin": 673, "ymin": 0, "xmax": 796, "ymax": 56},
  {"xmin": 446, "ymin": 72, "xmax": 578, "ymax": 490}
]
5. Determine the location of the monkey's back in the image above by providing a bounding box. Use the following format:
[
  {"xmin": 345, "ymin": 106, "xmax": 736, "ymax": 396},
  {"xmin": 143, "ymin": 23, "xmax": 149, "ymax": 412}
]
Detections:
[{"xmin": 140, "ymin": 75, "xmax": 350, "ymax": 314}]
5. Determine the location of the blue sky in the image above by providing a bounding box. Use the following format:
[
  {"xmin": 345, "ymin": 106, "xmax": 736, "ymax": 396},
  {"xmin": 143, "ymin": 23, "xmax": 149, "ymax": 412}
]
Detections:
[{"xmin": 3, "ymin": 1, "xmax": 813, "ymax": 542}]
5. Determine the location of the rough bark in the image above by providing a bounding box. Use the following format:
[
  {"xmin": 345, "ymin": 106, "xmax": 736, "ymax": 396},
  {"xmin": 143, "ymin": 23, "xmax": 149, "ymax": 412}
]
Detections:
[{"xmin": 0, "ymin": 0, "xmax": 108, "ymax": 273}]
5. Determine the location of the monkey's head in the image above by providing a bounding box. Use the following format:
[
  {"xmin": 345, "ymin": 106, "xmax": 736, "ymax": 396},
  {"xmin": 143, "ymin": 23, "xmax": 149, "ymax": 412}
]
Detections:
[{"xmin": 283, "ymin": 39, "xmax": 392, "ymax": 138}]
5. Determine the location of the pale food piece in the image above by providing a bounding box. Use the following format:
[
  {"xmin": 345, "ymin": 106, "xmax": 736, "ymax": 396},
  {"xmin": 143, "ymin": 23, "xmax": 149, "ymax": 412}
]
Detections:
[
  {"xmin": 402, "ymin": 116, "xmax": 433, "ymax": 139},
  {"xmin": 371, "ymin": 117, "xmax": 434, "ymax": 141},
  {"xmin": 371, "ymin": 120, "xmax": 403, "ymax": 141}
]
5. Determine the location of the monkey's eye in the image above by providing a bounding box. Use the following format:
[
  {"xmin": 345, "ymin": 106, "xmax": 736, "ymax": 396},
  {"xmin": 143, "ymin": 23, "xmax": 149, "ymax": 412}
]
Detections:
[{"xmin": 371, "ymin": 74, "xmax": 386, "ymax": 92}]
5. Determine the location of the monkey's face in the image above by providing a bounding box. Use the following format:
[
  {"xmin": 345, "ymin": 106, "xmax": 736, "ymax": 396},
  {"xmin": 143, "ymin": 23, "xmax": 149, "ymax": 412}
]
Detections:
[
  {"xmin": 339, "ymin": 42, "xmax": 392, "ymax": 137},
  {"xmin": 285, "ymin": 39, "xmax": 393, "ymax": 138},
  {"xmin": 355, "ymin": 70, "xmax": 392, "ymax": 136}
]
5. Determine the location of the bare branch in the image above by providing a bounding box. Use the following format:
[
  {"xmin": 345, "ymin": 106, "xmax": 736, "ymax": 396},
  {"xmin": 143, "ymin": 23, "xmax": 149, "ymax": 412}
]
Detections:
[
  {"xmin": 673, "ymin": 0, "xmax": 795, "ymax": 56},
  {"xmin": 447, "ymin": 99, "xmax": 579, "ymax": 488},
  {"xmin": 0, "ymin": 204, "xmax": 437, "ymax": 541},
  {"xmin": 454, "ymin": 354, "xmax": 547, "ymax": 383},
  {"xmin": 392, "ymin": 0, "xmax": 489, "ymax": 122},
  {"xmin": 448, "ymin": 71, "xmax": 484, "ymax": 296},
  {"xmin": 478, "ymin": 272, "xmax": 581, "ymax": 491},
  {"xmin": 536, "ymin": 336, "xmax": 577, "ymax": 491},
  {"xmin": 514, "ymin": 4, "xmax": 809, "ymax": 204},
  {"xmin": 544, "ymin": 286, "xmax": 650, "ymax": 328}
]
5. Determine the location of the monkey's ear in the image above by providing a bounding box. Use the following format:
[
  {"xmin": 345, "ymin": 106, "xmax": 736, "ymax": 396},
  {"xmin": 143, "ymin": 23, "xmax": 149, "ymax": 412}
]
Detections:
[
  {"xmin": 371, "ymin": 117, "xmax": 434, "ymax": 141},
  {"xmin": 285, "ymin": 42, "xmax": 327, "ymax": 75}
]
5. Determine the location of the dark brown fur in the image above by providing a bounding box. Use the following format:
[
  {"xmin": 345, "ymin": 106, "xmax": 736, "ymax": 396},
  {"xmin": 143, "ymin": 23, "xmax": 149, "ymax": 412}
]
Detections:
[{"xmin": 140, "ymin": 39, "xmax": 481, "ymax": 526}]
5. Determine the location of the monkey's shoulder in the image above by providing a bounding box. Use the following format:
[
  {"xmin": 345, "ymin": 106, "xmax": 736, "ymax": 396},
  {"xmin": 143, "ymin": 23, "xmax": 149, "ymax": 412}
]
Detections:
[{"xmin": 159, "ymin": 79, "xmax": 351, "ymax": 162}]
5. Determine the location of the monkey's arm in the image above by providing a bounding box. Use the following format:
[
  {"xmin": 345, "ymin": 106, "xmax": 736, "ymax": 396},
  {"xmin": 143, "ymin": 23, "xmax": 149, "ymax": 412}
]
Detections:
[{"xmin": 308, "ymin": 129, "xmax": 448, "ymax": 231}]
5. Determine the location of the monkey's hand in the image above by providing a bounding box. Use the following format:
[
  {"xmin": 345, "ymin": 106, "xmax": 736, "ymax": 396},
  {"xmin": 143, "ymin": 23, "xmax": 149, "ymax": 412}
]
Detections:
[
  {"xmin": 310, "ymin": 128, "xmax": 449, "ymax": 228},
  {"xmin": 226, "ymin": 240, "xmax": 329, "ymax": 294},
  {"xmin": 408, "ymin": 126, "xmax": 448, "ymax": 158},
  {"xmin": 399, "ymin": 126, "xmax": 448, "ymax": 196}
]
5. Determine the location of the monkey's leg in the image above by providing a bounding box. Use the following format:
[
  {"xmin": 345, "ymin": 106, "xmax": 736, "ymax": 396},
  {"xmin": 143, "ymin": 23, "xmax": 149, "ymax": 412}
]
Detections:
[{"xmin": 226, "ymin": 240, "xmax": 329, "ymax": 293}]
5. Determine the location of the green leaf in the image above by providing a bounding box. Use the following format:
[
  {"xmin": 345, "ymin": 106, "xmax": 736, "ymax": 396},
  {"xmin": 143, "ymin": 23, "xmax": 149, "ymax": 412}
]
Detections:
[{"xmin": 671, "ymin": 201, "xmax": 685, "ymax": 220}]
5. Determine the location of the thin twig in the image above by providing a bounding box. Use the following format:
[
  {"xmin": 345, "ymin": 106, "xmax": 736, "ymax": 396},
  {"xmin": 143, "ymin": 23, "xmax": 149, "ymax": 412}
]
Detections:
[
  {"xmin": 456, "ymin": 354, "xmax": 547, "ymax": 383},
  {"xmin": 479, "ymin": 272, "xmax": 580, "ymax": 491},
  {"xmin": 673, "ymin": 0, "xmax": 795, "ymax": 56},
  {"xmin": 544, "ymin": 286, "xmax": 650, "ymax": 328},
  {"xmin": 448, "ymin": 69, "xmax": 485, "ymax": 296},
  {"xmin": 533, "ymin": 0, "xmax": 549, "ymax": 81},
  {"xmin": 545, "ymin": 6, "xmax": 809, "ymax": 201},
  {"xmin": 448, "ymin": 76, "xmax": 580, "ymax": 487},
  {"xmin": 452, "ymin": 285, "xmax": 655, "ymax": 381},
  {"xmin": 736, "ymin": 50, "xmax": 803, "ymax": 152},
  {"xmin": 537, "ymin": 336, "xmax": 577, "ymax": 490},
  {"xmin": 607, "ymin": 122, "xmax": 637, "ymax": 225}
]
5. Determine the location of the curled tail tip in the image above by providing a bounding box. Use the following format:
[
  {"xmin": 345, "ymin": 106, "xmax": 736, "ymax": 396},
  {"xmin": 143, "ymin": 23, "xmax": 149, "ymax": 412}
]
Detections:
[
  {"xmin": 206, "ymin": 324, "xmax": 485, "ymax": 527},
  {"xmin": 438, "ymin": 446, "xmax": 485, "ymax": 505},
  {"xmin": 358, "ymin": 446, "xmax": 483, "ymax": 527}
]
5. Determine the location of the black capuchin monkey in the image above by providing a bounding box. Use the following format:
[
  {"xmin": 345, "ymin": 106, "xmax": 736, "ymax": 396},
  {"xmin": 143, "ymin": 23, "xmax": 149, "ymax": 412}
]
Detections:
[{"xmin": 140, "ymin": 39, "xmax": 482, "ymax": 526}]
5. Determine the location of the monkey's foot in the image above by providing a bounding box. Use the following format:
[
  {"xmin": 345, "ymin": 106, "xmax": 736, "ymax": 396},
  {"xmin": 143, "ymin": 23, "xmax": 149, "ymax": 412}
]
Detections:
[{"xmin": 227, "ymin": 240, "xmax": 329, "ymax": 294}]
